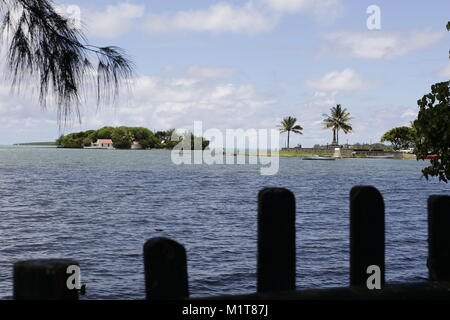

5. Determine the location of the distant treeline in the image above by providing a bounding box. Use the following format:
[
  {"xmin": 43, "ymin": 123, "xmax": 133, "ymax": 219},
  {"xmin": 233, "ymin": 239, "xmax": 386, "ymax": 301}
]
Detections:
[
  {"xmin": 56, "ymin": 126, "xmax": 210, "ymax": 150},
  {"xmin": 14, "ymin": 142, "xmax": 57, "ymax": 146}
]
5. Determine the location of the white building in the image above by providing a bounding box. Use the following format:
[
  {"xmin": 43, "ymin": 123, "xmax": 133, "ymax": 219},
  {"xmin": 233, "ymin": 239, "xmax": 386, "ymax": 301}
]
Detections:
[{"xmin": 86, "ymin": 139, "xmax": 114, "ymax": 149}]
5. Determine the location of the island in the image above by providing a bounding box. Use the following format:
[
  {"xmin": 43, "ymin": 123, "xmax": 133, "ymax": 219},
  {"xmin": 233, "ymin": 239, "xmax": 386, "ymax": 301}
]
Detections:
[{"xmin": 56, "ymin": 126, "xmax": 209, "ymax": 150}]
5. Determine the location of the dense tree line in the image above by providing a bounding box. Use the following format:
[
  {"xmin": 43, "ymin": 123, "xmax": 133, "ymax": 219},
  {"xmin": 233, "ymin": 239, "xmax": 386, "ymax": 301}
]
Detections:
[{"xmin": 56, "ymin": 126, "xmax": 209, "ymax": 150}]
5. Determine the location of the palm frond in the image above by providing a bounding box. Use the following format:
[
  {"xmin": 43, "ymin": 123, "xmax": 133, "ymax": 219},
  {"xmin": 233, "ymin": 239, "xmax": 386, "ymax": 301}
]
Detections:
[
  {"xmin": 291, "ymin": 125, "xmax": 303, "ymax": 134},
  {"xmin": 322, "ymin": 104, "xmax": 353, "ymax": 132}
]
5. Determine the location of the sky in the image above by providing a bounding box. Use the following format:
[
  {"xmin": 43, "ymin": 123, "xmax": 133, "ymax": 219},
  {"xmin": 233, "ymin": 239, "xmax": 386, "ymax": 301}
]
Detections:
[{"xmin": 0, "ymin": 0, "xmax": 449, "ymax": 147}]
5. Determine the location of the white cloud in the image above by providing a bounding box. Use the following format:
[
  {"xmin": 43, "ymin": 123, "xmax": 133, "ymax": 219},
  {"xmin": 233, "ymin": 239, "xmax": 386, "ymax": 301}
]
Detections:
[
  {"xmin": 304, "ymin": 69, "xmax": 369, "ymax": 92},
  {"xmin": 86, "ymin": 3, "xmax": 145, "ymax": 38},
  {"xmin": 437, "ymin": 62, "xmax": 450, "ymax": 78},
  {"xmin": 401, "ymin": 110, "xmax": 417, "ymax": 119},
  {"xmin": 75, "ymin": 1, "xmax": 343, "ymax": 37},
  {"xmin": 143, "ymin": 2, "xmax": 277, "ymax": 35},
  {"xmin": 0, "ymin": 74, "xmax": 422, "ymax": 147},
  {"xmin": 262, "ymin": 0, "xmax": 342, "ymax": 20},
  {"xmin": 323, "ymin": 30, "xmax": 444, "ymax": 59},
  {"xmin": 0, "ymin": 66, "xmax": 278, "ymax": 143},
  {"xmin": 0, "ymin": 82, "xmax": 58, "ymax": 136},
  {"xmin": 78, "ymin": 67, "xmax": 277, "ymax": 132},
  {"xmin": 351, "ymin": 105, "xmax": 417, "ymax": 143},
  {"xmin": 186, "ymin": 66, "xmax": 235, "ymax": 79},
  {"xmin": 142, "ymin": 0, "xmax": 342, "ymax": 35},
  {"xmin": 262, "ymin": 0, "xmax": 312, "ymax": 13}
]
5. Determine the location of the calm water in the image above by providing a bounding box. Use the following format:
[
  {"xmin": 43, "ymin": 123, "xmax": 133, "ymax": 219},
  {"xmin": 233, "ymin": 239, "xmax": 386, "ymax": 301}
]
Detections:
[{"xmin": 0, "ymin": 146, "xmax": 449, "ymax": 299}]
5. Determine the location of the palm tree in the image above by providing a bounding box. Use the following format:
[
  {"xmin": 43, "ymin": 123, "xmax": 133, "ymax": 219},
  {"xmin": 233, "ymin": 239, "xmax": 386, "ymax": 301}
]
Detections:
[
  {"xmin": 278, "ymin": 116, "xmax": 303, "ymax": 148},
  {"xmin": 322, "ymin": 104, "xmax": 353, "ymax": 145},
  {"xmin": 1, "ymin": 0, "xmax": 134, "ymax": 123}
]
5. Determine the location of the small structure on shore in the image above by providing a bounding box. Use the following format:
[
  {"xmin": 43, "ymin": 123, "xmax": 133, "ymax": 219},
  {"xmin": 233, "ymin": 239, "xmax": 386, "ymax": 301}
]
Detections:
[
  {"xmin": 85, "ymin": 139, "xmax": 114, "ymax": 149},
  {"xmin": 131, "ymin": 141, "xmax": 142, "ymax": 150},
  {"xmin": 333, "ymin": 148, "xmax": 342, "ymax": 158}
]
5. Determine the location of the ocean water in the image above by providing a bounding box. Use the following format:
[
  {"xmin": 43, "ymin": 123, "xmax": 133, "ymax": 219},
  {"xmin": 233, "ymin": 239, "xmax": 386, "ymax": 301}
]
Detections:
[{"xmin": 0, "ymin": 146, "xmax": 449, "ymax": 299}]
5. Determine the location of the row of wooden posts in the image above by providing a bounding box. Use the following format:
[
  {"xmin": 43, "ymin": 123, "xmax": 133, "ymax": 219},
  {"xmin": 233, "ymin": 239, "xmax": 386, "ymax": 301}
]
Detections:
[{"xmin": 11, "ymin": 186, "xmax": 450, "ymax": 300}]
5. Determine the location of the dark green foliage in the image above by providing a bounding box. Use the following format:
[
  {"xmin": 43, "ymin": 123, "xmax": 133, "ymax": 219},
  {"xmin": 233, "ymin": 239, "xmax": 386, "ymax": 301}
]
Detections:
[
  {"xmin": 128, "ymin": 127, "xmax": 154, "ymax": 149},
  {"xmin": 381, "ymin": 126, "xmax": 416, "ymax": 150},
  {"xmin": 128, "ymin": 127, "xmax": 152, "ymax": 142},
  {"xmin": 111, "ymin": 126, "xmax": 133, "ymax": 149},
  {"xmin": 413, "ymin": 81, "xmax": 450, "ymax": 182},
  {"xmin": 57, "ymin": 126, "xmax": 210, "ymax": 150},
  {"xmin": 140, "ymin": 135, "xmax": 160, "ymax": 149},
  {"xmin": 181, "ymin": 132, "xmax": 210, "ymax": 150},
  {"xmin": 57, "ymin": 130, "xmax": 91, "ymax": 148},
  {"xmin": 96, "ymin": 126, "xmax": 115, "ymax": 139}
]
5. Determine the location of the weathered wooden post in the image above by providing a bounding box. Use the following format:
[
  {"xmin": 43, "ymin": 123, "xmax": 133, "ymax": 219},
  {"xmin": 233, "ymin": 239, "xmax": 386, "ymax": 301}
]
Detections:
[
  {"xmin": 143, "ymin": 237, "xmax": 189, "ymax": 300},
  {"xmin": 257, "ymin": 188, "xmax": 296, "ymax": 293},
  {"xmin": 350, "ymin": 186, "xmax": 385, "ymax": 288},
  {"xmin": 427, "ymin": 195, "xmax": 450, "ymax": 281},
  {"xmin": 13, "ymin": 259, "xmax": 79, "ymax": 300}
]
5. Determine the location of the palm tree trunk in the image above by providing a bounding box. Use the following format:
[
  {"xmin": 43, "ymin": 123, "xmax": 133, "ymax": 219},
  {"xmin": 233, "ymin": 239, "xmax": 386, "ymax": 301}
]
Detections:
[
  {"xmin": 336, "ymin": 129, "xmax": 339, "ymax": 146},
  {"xmin": 287, "ymin": 131, "xmax": 290, "ymax": 149},
  {"xmin": 332, "ymin": 128, "xmax": 337, "ymax": 145}
]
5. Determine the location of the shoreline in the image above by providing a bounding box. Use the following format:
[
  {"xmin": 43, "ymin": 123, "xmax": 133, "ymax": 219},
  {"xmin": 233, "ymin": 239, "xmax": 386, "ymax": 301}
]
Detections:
[
  {"xmin": 238, "ymin": 151, "xmax": 417, "ymax": 160},
  {"xmin": 8, "ymin": 145, "xmax": 418, "ymax": 160}
]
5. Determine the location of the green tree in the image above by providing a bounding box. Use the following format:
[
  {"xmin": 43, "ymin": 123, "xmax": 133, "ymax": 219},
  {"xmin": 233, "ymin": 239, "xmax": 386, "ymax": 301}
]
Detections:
[
  {"xmin": 381, "ymin": 126, "xmax": 416, "ymax": 150},
  {"xmin": 322, "ymin": 104, "xmax": 353, "ymax": 145},
  {"xmin": 413, "ymin": 81, "xmax": 450, "ymax": 182},
  {"xmin": 411, "ymin": 23, "xmax": 450, "ymax": 182},
  {"xmin": 96, "ymin": 127, "xmax": 115, "ymax": 139},
  {"xmin": 0, "ymin": 0, "xmax": 133, "ymax": 122},
  {"xmin": 57, "ymin": 131, "xmax": 90, "ymax": 148},
  {"xmin": 180, "ymin": 132, "xmax": 210, "ymax": 150},
  {"xmin": 278, "ymin": 116, "xmax": 303, "ymax": 148},
  {"xmin": 128, "ymin": 127, "xmax": 153, "ymax": 142},
  {"xmin": 111, "ymin": 127, "xmax": 133, "ymax": 149},
  {"xmin": 128, "ymin": 127, "xmax": 156, "ymax": 149},
  {"xmin": 140, "ymin": 135, "xmax": 160, "ymax": 149}
]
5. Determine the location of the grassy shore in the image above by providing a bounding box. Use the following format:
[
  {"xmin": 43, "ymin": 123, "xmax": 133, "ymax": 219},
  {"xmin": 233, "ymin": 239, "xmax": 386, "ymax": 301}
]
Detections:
[
  {"xmin": 239, "ymin": 151, "xmax": 364, "ymax": 158},
  {"xmin": 401, "ymin": 153, "xmax": 417, "ymax": 160}
]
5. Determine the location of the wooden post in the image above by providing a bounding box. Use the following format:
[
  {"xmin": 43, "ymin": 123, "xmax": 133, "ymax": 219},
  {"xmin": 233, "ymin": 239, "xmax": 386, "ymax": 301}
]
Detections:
[
  {"xmin": 144, "ymin": 237, "xmax": 189, "ymax": 300},
  {"xmin": 257, "ymin": 188, "xmax": 296, "ymax": 292},
  {"xmin": 427, "ymin": 195, "xmax": 450, "ymax": 281},
  {"xmin": 13, "ymin": 259, "xmax": 79, "ymax": 300},
  {"xmin": 350, "ymin": 186, "xmax": 385, "ymax": 287}
]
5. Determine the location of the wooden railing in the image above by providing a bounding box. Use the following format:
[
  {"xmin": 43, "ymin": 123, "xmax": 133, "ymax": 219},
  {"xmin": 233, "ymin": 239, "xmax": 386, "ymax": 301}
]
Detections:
[{"xmin": 10, "ymin": 186, "xmax": 450, "ymax": 300}]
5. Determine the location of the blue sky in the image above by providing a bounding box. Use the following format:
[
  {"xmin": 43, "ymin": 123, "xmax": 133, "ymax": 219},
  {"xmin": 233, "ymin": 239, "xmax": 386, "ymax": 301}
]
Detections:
[{"xmin": 0, "ymin": 0, "xmax": 449, "ymax": 146}]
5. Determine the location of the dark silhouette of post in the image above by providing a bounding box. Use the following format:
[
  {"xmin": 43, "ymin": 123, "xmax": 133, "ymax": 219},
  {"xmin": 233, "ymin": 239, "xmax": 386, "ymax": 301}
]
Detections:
[
  {"xmin": 350, "ymin": 186, "xmax": 385, "ymax": 287},
  {"xmin": 13, "ymin": 259, "xmax": 79, "ymax": 300},
  {"xmin": 428, "ymin": 195, "xmax": 450, "ymax": 281},
  {"xmin": 144, "ymin": 237, "xmax": 189, "ymax": 300},
  {"xmin": 257, "ymin": 188, "xmax": 296, "ymax": 292}
]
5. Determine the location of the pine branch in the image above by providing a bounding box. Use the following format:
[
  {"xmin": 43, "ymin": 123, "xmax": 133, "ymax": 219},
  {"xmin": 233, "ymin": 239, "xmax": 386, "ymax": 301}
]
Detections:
[{"xmin": 0, "ymin": 0, "xmax": 134, "ymax": 124}]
